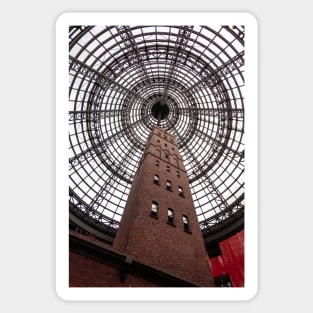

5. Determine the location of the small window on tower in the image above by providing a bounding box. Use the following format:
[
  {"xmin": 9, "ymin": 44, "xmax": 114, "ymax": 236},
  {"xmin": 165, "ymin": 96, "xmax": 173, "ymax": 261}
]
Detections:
[
  {"xmin": 182, "ymin": 215, "xmax": 191, "ymax": 233},
  {"xmin": 155, "ymin": 160, "xmax": 159, "ymax": 166},
  {"xmin": 176, "ymin": 170, "xmax": 180, "ymax": 177},
  {"xmin": 166, "ymin": 165, "xmax": 170, "ymax": 172},
  {"xmin": 153, "ymin": 174, "xmax": 160, "ymax": 185},
  {"xmin": 166, "ymin": 180, "xmax": 172, "ymax": 191},
  {"xmin": 150, "ymin": 201, "xmax": 158, "ymax": 218},
  {"xmin": 178, "ymin": 186, "xmax": 184, "ymax": 197},
  {"xmin": 167, "ymin": 208, "xmax": 175, "ymax": 225}
]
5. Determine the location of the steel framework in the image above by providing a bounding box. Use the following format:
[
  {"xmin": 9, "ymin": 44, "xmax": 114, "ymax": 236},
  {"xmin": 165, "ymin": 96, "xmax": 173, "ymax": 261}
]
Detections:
[{"xmin": 69, "ymin": 25, "xmax": 245, "ymax": 239}]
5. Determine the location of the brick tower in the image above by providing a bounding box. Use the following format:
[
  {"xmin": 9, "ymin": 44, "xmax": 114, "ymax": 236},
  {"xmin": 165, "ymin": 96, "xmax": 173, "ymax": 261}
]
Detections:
[{"xmin": 113, "ymin": 125, "xmax": 214, "ymax": 286}]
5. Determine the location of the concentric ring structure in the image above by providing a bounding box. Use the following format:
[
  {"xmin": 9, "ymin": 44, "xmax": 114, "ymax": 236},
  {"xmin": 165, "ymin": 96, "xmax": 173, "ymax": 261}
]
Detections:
[{"xmin": 69, "ymin": 25, "xmax": 245, "ymax": 242}]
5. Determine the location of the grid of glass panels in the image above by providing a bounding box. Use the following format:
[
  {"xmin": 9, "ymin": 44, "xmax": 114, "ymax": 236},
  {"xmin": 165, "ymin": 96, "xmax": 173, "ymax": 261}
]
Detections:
[{"xmin": 69, "ymin": 25, "xmax": 245, "ymax": 233}]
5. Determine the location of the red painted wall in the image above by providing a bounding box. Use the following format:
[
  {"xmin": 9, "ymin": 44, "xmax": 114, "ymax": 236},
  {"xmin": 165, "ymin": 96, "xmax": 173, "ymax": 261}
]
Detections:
[{"xmin": 209, "ymin": 229, "xmax": 244, "ymax": 287}]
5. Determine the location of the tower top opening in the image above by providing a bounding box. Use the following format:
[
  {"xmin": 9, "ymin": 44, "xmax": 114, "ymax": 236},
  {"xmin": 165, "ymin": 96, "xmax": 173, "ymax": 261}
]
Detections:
[{"xmin": 151, "ymin": 102, "xmax": 170, "ymax": 121}]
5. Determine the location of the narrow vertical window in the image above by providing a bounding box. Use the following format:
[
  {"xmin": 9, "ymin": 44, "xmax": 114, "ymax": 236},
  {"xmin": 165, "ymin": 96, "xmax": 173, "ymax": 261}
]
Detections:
[
  {"xmin": 155, "ymin": 160, "xmax": 159, "ymax": 166},
  {"xmin": 176, "ymin": 170, "xmax": 180, "ymax": 177},
  {"xmin": 153, "ymin": 174, "xmax": 159, "ymax": 184},
  {"xmin": 166, "ymin": 180, "xmax": 172, "ymax": 191},
  {"xmin": 168, "ymin": 208, "xmax": 174, "ymax": 224},
  {"xmin": 151, "ymin": 201, "xmax": 158, "ymax": 218},
  {"xmin": 166, "ymin": 165, "xmax": 170, "ymax": 172},
  {"xmin": 182, "ymin": 215, "xmax": 190, "ymax": 232},
  {"xmin": 178, "ymin": 186, "xmax": 184, "ymax": 197}
]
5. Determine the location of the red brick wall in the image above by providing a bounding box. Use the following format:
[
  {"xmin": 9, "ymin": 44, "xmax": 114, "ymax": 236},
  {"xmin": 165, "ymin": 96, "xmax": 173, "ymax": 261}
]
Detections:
[{"xmin": 69, "ymin": 251, "xmax": 159, "ymax": 287}]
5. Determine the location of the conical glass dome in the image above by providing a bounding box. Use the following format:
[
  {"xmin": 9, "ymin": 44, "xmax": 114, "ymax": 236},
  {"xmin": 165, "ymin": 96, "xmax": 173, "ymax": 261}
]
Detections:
[{"xmin": 68, "ymin": 25, "xmax": 245, "ymax": 239}]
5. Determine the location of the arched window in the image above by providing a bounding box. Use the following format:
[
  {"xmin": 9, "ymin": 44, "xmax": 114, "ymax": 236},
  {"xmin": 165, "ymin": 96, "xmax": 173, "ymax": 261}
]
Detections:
[
  {"xmin": 182, "ymin": 215, "xmax": 190, "ymax": 232},
  {"xmin": 166, "ymin": 165, "xmax": 170, "ymax": 172},
  {"xmin": 153, "ymin": 174, "xmax": 159, "ymax": 184},
  {"xmin": 166, "ymin": 180, "xmax": 172, "ymax": 191},
  {"xmin": 178, "ymin": 186, "xmax": 184, "ymax": 197},
  {"xmin": 176, "ymin": 170, "xmax": 180, "ymax": 177},
  {"xmin": 168, "ymin": 208, "xmax": 174, "ymax": 224},
  {"xmin": 151, "ymin": 201, "xmax": 158, "ymax": 218}
]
